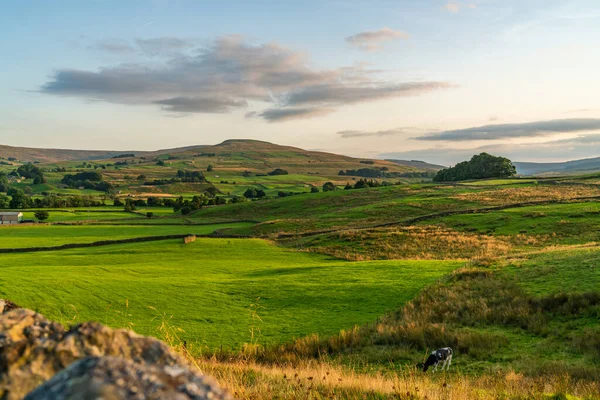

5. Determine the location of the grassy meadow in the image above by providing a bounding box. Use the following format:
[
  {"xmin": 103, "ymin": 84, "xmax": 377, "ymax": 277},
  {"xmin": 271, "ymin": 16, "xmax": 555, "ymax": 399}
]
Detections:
[
  {"xmin": 3, "ymin": 143, "xmax": 600, "ymax": 398},
  {"xmin": 0, "ymin": 223, "xmax": 253, "ymax": 248},
  {"xmin": 0, "ymin": 239, "xmax": 460, "ymax": 352}
]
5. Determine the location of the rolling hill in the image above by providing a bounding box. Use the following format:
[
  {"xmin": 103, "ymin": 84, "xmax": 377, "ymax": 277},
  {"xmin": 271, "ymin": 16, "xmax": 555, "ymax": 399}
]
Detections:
[
  {"xmin": 0, "ymin": 140, "xmax": 422, "ymax": 199},
  {"xmin": 515, "ymin": 156, "xmax": 600, "ymax": 175},
  {"xmin": 1, "ymin": 140, "xmax": 417, "ymax": 176},
  {"xmin": 0, "ymin": 144, "xmax": 210, "ymax": 164},
  {"xmin": 385, "ymin": 159, "xmax": 445, "ymax": 171}
]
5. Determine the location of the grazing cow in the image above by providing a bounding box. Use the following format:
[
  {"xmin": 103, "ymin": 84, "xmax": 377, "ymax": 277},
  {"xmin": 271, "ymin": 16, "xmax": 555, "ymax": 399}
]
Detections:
[{"xmin": 422, "ymin": 347, "xmax": 453, "ymax": 372}]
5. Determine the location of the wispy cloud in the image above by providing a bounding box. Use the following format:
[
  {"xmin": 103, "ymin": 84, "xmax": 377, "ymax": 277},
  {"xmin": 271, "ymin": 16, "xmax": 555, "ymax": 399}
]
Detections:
[
  {"xmin": 414, "ymin": 119, "xmax": 600, "ymax": 141},
  {"xmin": 382, "ymin": 133, "xmax": 600, "ymax": 165},
  {"xmin": 443, "ymin": 2, "xmax": 460, "ymax": 13},
  {"xmin": 42, "ymin": 35, "xmax": 454, "ymax": 121},
  {"xmin": 442, "ymin": 2, "xmax": 476, "ymax": 13},
  {"xmin": 346, "ymin": 27, "xmax": 409, "ymax": 51},
  {"xmin": 255, "ymin": 107, "xmax": 335, "ymax": 122},
  {"xmin": 88, "ymin": 39, "xmax": 135, "ymax": 54},
  {"xmin": 88, "ymin": 36, "xmax": 193, "ymax": 57},
  {"xmin": 154, "ymin": 96, "xmax": 248, "ymax": 113},
  {"xmin": 337, "ymin": 127, "xmax": 428, "ymax": 138},
  {"xmin": 136, "ymin": 37, "xmax": 194, "ymax": 56}
]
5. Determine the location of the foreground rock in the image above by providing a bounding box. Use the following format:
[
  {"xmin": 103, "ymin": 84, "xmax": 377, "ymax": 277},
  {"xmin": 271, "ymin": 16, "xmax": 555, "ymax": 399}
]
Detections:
[
  {"xmin": 0, "ymin": 299, "xmax": 19, "ymax": 314},
  {"xmin": 0, "ymin": 308, "xmax": 232, "ymax": 400}
]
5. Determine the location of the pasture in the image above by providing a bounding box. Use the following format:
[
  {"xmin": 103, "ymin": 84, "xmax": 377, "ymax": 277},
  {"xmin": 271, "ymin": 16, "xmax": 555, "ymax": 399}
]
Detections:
[
  {"xmin": 0, "ymin": 238, "xmax": 460, "ymax": 351},
  {"xmin": 0, "ymin": 222, "xmax": 254, "ymax": 248}
]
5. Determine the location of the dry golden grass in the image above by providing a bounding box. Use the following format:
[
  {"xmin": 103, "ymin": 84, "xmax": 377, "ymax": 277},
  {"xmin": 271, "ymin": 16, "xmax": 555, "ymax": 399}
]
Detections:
[
  {"xmin": 306, "ymin": 226, "xmax": 514, "ymax": 261},
  {"xmin": 194, "ymin": 358, "xmax": 600, "ymax": 399},
  {"xmin": 452, "ymin": 185, "xmax": 600, "ymax": 206}
]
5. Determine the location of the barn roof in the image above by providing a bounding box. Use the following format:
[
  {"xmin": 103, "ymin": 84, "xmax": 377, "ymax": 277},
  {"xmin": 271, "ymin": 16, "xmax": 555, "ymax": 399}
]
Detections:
[{"xmin": 0, "ymin": 212, "xmax": 23, "ymax": 216}]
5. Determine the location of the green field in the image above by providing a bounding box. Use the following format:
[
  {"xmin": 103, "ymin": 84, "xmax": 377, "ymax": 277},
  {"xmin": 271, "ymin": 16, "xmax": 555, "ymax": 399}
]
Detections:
[
  {"xmin": 0, "ymin": 239, "xmax": 460, "ymax": 351},
  {"xmin": 0, "ymin": 223, "xmax": 254, "ymax": 248},
  {"xmin": 20, "ymin": 210, "xmax": 145, "ymax": 222}
]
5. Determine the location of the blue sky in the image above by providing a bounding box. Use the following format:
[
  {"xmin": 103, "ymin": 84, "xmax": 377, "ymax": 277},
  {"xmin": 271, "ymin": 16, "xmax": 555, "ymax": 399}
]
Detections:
[{"xmin": 1, "ymin": 0, "xmax": 600, "ymax": 163}]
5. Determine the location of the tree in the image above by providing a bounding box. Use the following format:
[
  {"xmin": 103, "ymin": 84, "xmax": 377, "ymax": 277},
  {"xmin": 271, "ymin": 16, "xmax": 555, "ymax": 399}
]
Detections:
[
  {"xmin": 322, "ymin": 182, "xmax": 336, "ymax": 192},
  {"xmin": 34, "ymin": 210, "xmax": 49, "ymax": 221},
  {"xmin": 17, "ymin": 164, "xmax": 45, "ymax": 183},
  {"xmin": 433, "ymin": 153, "xmax": 516, "ymax": 182},
  {"xmin": 146, "ymin": 212, "xmax": 154, "ymax": 218},
  {"xmin": 310, "ymin": 186, "xmax": 319, "ymax": 193},
  {"xmin": 156, "ymin": 159, "xmax": 165, "ymax": 166},
  {"xmin": 268, "ymin": 168, "xmax": 288, "ymax": 176},
  {"xmin": 9, "ymin": 189, "xmax": 29, "ymax": 209},
  {"xmin": 207, "ymin": 164, "xmax": 214, "ymax": 172}
]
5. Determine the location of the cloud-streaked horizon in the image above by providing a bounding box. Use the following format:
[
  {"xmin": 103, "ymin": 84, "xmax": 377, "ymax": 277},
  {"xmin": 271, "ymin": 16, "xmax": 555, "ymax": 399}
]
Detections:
[
  {"xmin": 41, "ymin": 35, "xmax": 452, "ymax": 122},
  {"xmin": 414, "ymin": 119, "xmax": 600, "ymax": 141},
  {"xmin": 381, "ymin": 133, "xmax": 600, "ymax": 165},
  {"xmin": 346, "ymin": 27, "xmax": 409, "ymax": 51}
]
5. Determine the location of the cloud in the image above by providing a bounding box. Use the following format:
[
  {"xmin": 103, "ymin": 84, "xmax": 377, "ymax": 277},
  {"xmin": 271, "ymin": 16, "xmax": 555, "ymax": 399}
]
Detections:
[
  {"xmin": 285, "ymin": 81, "xmax": 454, "ymax": 107},
  {"xmin": 414, "ymin": 119, "xmax": 600, "ymax": 141},
  {"xmin": 442, "ymin": 2, "xmax": 476, "ymax": 13},
  {"xmin": 41, "ymin": 35, "xmax": 453, "ymax": 122},
  {"xmin": 136, "ymin": 37, "xmax": 193, "ymax": 56},
  {"xmin": 443, "ymin": 2, "xmax": 460, "ymax": 13},
  {"xmin": 89, "ymin": 36, "xmax": 193, "ymax": 57},
  {"xmin": 337, "ymin": 127, "xmax": 428, "ymax": 138},
  {"xmin": 346, "ymin": 27, "xmax": 409, "ymax": 51},
  {"xmin": 88, "ymin": 39, "xmax": 135, "ymax": 54},
  {"xmin": 154, "ymin": 96, "xmax": 248, "ymax": 113},
  {"xmin": 256, "ymin": 107, "xmax": 335, "ymax": 122}
]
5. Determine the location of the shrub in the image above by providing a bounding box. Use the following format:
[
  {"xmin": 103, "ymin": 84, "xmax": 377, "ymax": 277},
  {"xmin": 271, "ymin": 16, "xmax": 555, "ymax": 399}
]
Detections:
[
  {"xmin": 34, "ymin": 210, "xmax": 49, "ymax": 221},
  {"xmin": 268, "ymin": 168, "xmax": 288, "ymax": 176},
  {"xmin": 322, "ymin": 182, "xmax": 336, "ymax": 192}
]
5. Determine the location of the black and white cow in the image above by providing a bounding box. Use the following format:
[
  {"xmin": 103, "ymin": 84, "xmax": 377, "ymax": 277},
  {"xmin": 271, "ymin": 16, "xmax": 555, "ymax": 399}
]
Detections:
[{"xmin": 422, "ymin": 347, "xmax": 453, "ymax": 372}]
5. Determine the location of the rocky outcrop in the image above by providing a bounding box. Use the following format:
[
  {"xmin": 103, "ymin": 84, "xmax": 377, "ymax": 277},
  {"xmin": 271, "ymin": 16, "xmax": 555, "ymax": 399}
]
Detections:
[
  {"xmin": 0, "ymin": 308, "xmax": 232, "ymax": 400},
  {"xmin": 0, "ymin": 300, "xmax": 19, "ymax": 315}
]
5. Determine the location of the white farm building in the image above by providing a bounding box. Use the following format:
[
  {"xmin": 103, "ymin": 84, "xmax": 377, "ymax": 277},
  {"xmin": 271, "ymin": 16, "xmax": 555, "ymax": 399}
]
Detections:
[{"xmin": 0, "ymin": 212, "xmax": 23, "ymax": 225}]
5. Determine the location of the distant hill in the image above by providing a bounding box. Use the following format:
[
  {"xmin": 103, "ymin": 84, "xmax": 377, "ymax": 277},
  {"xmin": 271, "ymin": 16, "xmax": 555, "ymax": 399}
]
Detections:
[
  {"xmin": 0, "ymin": 145, "xmax": 133, "ymax": 163},
  {"xmin": 155, "ymin": 139, "xmax": 415, "ymax": 176},
  {"xmin": 385, "ymin": 159, "xmax": 445, "ymax": 171},
  {"xmin": 0, "ymin": 140, "xmax": 419, "ymax": 175},
  {"xmin": 0, "ymin": 144, "xmax": 207, "ymax": 164},
  {"xmin": 515, "ymin": 156, "xmax": 600, "ymax": 176}
]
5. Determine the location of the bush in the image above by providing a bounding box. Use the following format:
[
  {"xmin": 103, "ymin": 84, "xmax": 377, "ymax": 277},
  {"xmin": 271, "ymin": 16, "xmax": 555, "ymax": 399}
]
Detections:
[
  {"xmin": 322, "ymin": 182, "xmax": 336, "ymax": 192},
  {"xmin": 268, "ymin": 168, "xmax": 288, "ymax": 176},
  {"xmin": 34, "ymin": 210, "xmax": 49, "ymax": 221}
]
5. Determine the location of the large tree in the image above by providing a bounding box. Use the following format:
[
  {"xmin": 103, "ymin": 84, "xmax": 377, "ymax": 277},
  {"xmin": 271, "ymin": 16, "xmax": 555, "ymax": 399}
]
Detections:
[
  {"xmin": 17, "ymin": 164, "xmax": 45, "ymax": 184},
  {"xmin": 433, "ymin": 153, "xmax": 516, "ymax": 182}
]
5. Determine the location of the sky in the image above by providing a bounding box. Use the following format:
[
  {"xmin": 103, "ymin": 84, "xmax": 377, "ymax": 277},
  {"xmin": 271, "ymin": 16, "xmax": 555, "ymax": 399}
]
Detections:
[{"xmin": 1, "ymin": 0, "xmax": 600, "ymax": 164}]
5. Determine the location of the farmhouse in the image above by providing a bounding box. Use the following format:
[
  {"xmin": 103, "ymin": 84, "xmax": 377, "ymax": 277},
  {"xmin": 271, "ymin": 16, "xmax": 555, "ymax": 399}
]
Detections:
[{"xmin": 0, "ymin": 212, "xmax": 23, "ymax": 225}]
